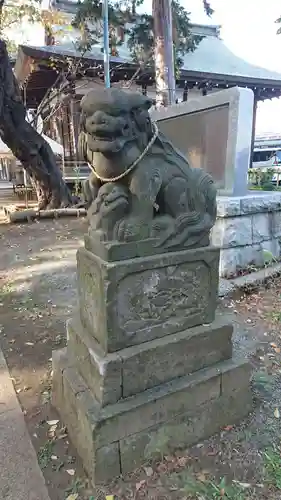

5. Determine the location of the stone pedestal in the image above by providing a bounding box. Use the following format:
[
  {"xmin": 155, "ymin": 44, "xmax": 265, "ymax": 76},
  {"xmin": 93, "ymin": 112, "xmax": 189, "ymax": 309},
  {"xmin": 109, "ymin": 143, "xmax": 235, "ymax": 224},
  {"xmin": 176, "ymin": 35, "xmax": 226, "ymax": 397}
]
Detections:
[{"xmin": 52, "ymin": 241, "xmax": 253, "ymax": 484}]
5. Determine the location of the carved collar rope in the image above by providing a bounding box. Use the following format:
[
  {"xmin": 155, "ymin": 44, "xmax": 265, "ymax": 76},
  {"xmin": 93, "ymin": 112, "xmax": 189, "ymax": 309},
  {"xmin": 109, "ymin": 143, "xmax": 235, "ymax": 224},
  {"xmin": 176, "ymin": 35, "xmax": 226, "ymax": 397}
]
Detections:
[{"xmin": 87, "ymin": 122, "xmax": 159, "ymax": 183}]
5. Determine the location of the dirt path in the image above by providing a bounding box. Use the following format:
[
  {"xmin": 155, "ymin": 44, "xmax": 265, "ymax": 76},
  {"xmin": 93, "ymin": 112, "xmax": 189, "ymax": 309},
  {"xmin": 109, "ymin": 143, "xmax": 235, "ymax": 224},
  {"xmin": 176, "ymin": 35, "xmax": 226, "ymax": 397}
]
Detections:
[{"xmin": 1, "ymin": 213, "xmax": 281, "ymax": 499}]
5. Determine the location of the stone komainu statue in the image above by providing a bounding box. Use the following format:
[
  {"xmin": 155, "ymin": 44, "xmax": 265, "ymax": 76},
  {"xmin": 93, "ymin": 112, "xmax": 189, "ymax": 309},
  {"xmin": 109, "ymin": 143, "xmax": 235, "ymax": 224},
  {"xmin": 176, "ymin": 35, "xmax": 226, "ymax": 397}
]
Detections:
[{"xmin": 78, "ymin": 88, "xmax": 217, "ymax": 250}]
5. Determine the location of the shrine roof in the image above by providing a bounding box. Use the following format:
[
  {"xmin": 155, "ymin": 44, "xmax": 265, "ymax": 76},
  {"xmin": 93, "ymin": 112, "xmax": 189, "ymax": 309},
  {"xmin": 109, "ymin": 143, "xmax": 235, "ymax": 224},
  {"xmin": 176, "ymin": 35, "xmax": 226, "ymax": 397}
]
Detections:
[
  {"xmin": 16, "ymin": 36, "xmax": 281, "ymax": 89},
  {"xmin": 14, "ymin": 21, "xmax": 281, "ymax": 100},
  {"xmin": 180, "ymin": 35, "xmax": 281, "ymax": 86}
]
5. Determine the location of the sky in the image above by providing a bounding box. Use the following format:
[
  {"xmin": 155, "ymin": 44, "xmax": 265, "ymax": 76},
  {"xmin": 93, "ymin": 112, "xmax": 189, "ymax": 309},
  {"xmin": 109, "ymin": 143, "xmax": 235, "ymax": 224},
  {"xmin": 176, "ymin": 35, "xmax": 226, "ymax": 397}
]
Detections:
[{"xmin": 140, "ymin": 0, "xmax": 281, "ymax": 135}]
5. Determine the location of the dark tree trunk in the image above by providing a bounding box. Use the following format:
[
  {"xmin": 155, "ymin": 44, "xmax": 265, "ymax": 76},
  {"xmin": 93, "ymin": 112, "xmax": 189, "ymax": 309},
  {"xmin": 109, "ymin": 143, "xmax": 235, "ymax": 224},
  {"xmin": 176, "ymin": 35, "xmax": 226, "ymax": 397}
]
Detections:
[{"xmin": 0, "ymin": 39, "xmax": 73, "ymax": 209}]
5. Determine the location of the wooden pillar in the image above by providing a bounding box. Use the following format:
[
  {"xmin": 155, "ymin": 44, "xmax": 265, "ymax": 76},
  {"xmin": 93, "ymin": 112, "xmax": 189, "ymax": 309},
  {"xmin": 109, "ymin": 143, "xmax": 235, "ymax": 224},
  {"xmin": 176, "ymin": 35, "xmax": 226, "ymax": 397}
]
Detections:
[{"xmin": 249, "ymin": 92, "xmax": 258, "ymax": 168}]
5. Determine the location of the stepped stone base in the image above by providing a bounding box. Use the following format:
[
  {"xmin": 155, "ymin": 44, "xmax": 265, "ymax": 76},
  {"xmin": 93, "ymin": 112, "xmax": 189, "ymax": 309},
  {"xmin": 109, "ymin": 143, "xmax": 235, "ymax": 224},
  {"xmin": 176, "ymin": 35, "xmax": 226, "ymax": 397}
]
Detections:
[
  {"xmin": 52, "ymin": 243, "xmax": 253, "ymax": 485},
  {"xmin": 66, "ymin": 315, "xmax": 233, "ymax": 405},
  {"xmin": 52, "ymin": 347, "xmax": 252, "ymax": 484}
]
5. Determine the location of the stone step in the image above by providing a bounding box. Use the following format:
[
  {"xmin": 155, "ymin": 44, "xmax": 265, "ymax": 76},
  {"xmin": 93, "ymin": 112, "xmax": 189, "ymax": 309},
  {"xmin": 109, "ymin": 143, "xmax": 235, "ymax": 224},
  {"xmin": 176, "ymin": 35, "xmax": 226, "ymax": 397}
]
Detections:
[
  {"xmin": 67, "ymin": 314, "xmax": 233, "ymax": 406},
  {"xmin": 52, "ymin": 348, "xmax": 252, "ymax": 485}
]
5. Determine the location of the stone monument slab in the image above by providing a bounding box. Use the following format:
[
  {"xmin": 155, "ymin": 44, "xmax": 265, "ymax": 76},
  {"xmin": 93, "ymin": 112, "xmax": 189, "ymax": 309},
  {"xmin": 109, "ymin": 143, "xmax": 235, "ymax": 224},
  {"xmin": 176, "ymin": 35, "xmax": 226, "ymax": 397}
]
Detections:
[{"xmin": 151, "ymin": 87, "xmax": 254, "ymax": 196}]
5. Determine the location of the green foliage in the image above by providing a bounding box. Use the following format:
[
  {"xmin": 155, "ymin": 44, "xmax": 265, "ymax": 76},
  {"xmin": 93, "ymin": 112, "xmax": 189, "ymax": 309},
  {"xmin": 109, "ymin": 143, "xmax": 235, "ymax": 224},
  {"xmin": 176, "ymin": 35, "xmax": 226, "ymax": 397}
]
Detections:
[
  {"xmin": 264, "ymin": 446, "xmax": 281, "ymax": 489},
  {"xmin": 0, "ymin": 0, "xmax": 41, "ymax": 56},
  {"xmin": 171, "ymin": 472, "xmax": 248, "ymax": 499},
  {"xmin": 248, "ymin": 168, "xmax": 275, "ymax": 191},
  {"xmin": 262, "ymin": 249, "xmax": 277, "ymax": 266},
  {"xmin": 37, "ymin": 440, "xmax": 54, "ymax": 469},
  {"xmin": 73, "ymin": 0, "xmax": 213, "ymax": 74},
  {"xmin": 0, "ymin": 0, "xmax": 68, "ymax": 57},
  {"xmin": 252, "ymin": 370, "xmax": 275, "ymax": 395},
  {"xmin": 73, "ymin": 0, "xmax": 126, "ymax": 54}
]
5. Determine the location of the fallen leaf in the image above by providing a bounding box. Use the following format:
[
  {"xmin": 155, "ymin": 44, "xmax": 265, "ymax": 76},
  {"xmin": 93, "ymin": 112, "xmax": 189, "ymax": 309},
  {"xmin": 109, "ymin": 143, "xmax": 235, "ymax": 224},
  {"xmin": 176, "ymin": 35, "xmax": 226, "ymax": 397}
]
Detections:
[
  {"xmin": 233, "ymin": 480, "xmax": 251, "ymax": 489},
  {"xmin": 223, "ymin": 425, "xmax": 233, "ymax": 431},
  {"xmin": 196, "ymin": 471, "xmax": 208, "ymax": 482},
  {"xmin": 57, "ymin": 426, "xmax": 68, "ymax": 439},
  {"xmin": 136, "ymin": 480, "xmax": 146, "ymax": 491},
  {"xmin": 47, "ymin": 419, "xmax": 59, "ymax": 426},
  {"xmin": 207, "ymin": 450, "xmax": 217, "ymax": 456},
  {"xmin": 66, "ymin": 469, "xmax": 75, "ymax": 476},
  {"xmin": 48, "ymin": 425, "xmax": 58, "ymax": 438},
  {"xmin": 144, "ymin": 466, "xmax": 153, "ymax": 477},
  {"xmin": 65, "ymin": 495, "xmax": 78, "ymax": 500},
  {"xmin": 274, "ymin": 408, "xmax": 280, "ymax": 419},
  {"xmin": 57, "ymin": 432, "xmax": 68, "ymax": 440},
  {"xmin": 177, "ymin": 456, "xmax": 190, "ymax": 466}
]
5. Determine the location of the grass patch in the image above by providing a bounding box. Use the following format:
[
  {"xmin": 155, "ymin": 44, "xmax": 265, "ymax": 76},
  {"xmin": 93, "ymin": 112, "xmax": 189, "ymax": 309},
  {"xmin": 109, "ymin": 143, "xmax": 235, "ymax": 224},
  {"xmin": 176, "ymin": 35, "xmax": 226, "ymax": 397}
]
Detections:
[
  {"xmin": 64, "ymin": 478, "xmax": 84, "ymax": 499},
  {"xmin": 252, "ymin": 371, "xmax": 275, "ymax": 394},
  {"xmin": 0, "ymin": 282, "xmax": 12, "ymax": 300},
  {"xmin": 263, "ymin": 446, "xmax": 281, "ymax": 490},
  {"xmin": 265, "ymin": 310, "xmax": 281, "ymax": 323},
  {"xmin": 170, "ymin": 472, "xmax": 249, "ymax": 499},
  {"xmin": 38, "ymin": 441, "xmax": 54, "ymax": 469}
]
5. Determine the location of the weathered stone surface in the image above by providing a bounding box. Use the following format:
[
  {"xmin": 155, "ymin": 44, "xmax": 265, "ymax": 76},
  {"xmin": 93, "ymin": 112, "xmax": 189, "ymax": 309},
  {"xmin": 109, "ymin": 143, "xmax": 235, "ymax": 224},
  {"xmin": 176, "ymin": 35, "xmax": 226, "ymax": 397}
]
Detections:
[
  {"xmin": 85, "ymin": 235, "xmax": 160, "ymax": 262},
  {"xmin": 240, "ymin": 193, "xmax": 281, "ymax": 215},
  {"xmin": 216, "ymin": 197, "xmax": 241, "ymax": 217},
  {"xmin": 52, "ymin": 357, "xmax": 121, "ymax": 482},
  {"xmin": 219, "ymin": 248, "xmax": 240, "ymax": 277},
  {"xmin": 67, "ymin": 315, "xmax": 233, "ymax": 402},
  {"xmin": 211, "ymin": 216, "xmax": 252, "ymax": 248},
  {"xmin": 67, "ymin": 318, "xmax": 122, "ymax": 406},
  {"xmin": 52, "ymin": 348, "xmax": 252, "ymax": 483},
  {"xmin": 216, "ymin": 194, "xmax": 281, "ymax": 219},
  {"xmin": 240, "ymin": 244, "xmax": 264, "ymax": 268},
  {"xmin": 219, "ymin": 245, "xmax": 263, "ymax": 277},
  {"xmin": 260, "ymin": 239, "xmax": 281, "ymax": 261},
  {"xmin": 77, "ymin": 364, "xmax": 221, "ymax": 448},
  {"xmin": 211, "ymin": 194, "xmax": 281, "ymax": 277},
  {"xmin": 120, "ymin": 386, "xmax": 252, "ymax": 473},
  {"xmin": 80, "ymin": 88, "xmax": 217, "ymax": 251},
  {"xmin": 77, "ymin": 246, "xmax": 219, "ymax": 353},
  {"xmin": 121, "ymin": 317, "xmax": 233, "ymax": 397},
  {"xmin": 51, "ymin": 348, "xmax": 72, "ymax": 412},
  {"xmin": 55, "ymin": 355, "xmax": 250, "ymax": 449},
  {"xmin": 272, "ymin": 211, "xmax": 281, "ymax": 238},
  {"xmin": 252, "ymin": 213, "xmax": 272, "ymax": 243},
  {"xmin": 221, "ymin": 359, "xmax": 252, "ymax": 392}
]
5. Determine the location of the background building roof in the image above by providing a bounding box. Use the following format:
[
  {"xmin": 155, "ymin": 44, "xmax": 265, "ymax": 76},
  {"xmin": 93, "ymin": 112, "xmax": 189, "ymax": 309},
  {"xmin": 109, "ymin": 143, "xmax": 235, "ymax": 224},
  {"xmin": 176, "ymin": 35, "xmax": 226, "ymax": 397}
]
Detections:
[{"xmin": 181, "ymin": 33, "xmax": 281, "ymax": 83}]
